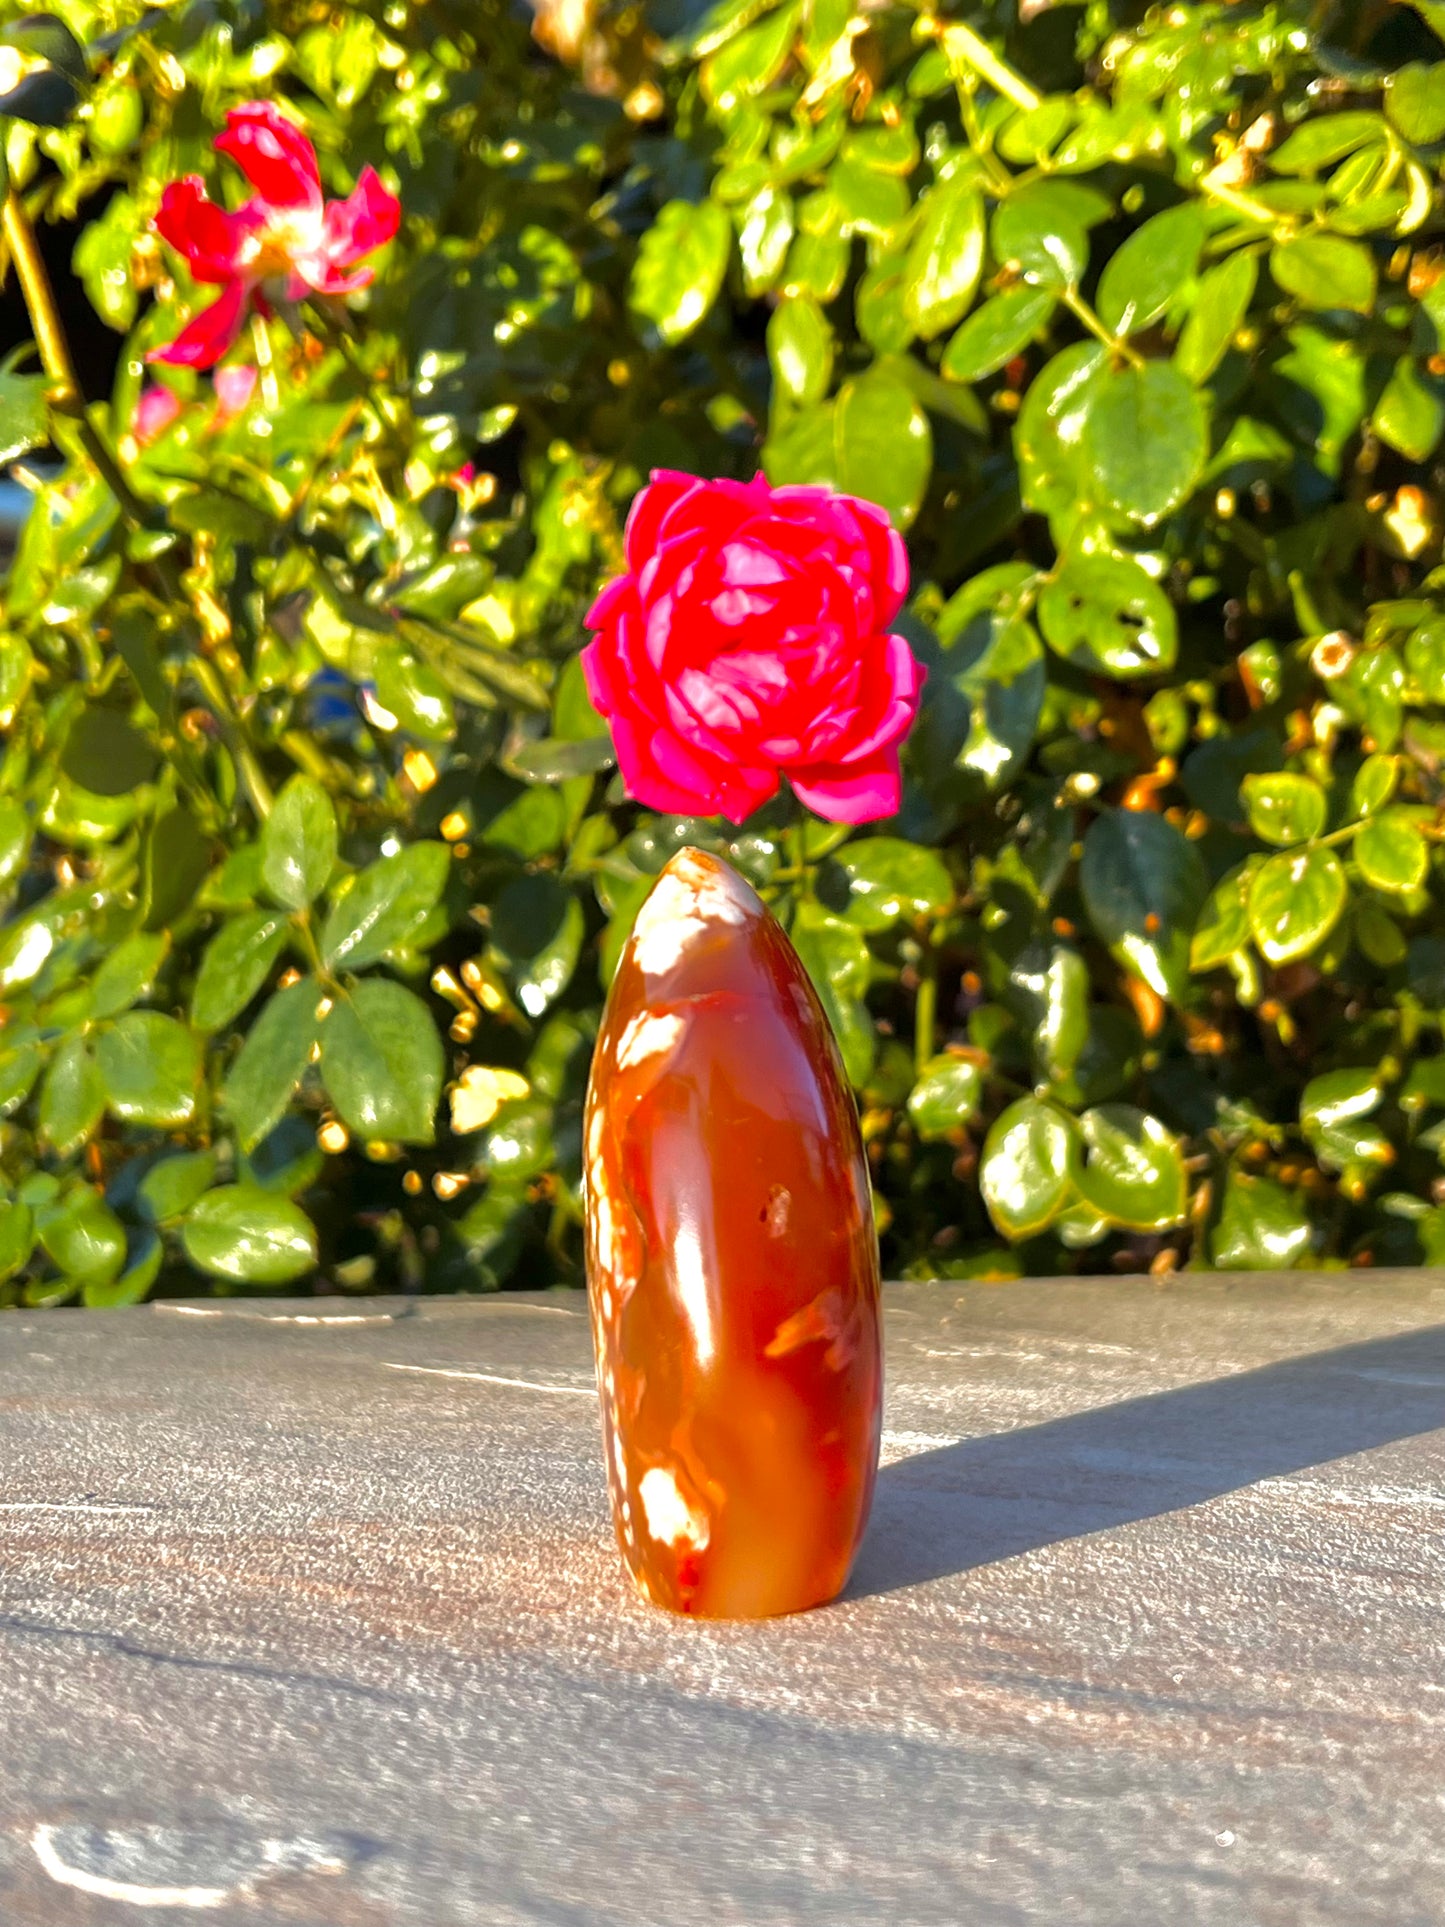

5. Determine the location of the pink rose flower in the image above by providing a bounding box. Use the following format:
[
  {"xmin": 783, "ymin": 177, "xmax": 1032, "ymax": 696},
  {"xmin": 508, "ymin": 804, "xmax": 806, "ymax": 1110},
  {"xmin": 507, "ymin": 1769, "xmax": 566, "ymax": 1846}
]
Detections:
[
  {"xmin": 148, "ymin": 100, "xmax": 400, "ymax": 370},
  {"xmin": 582, "ymin": 472, "xmax": 925, "ymax": 825},
  {"xmin": 131, "ymin": 384, "xmax": 182, "ymax": 446},
  {"xmin": 212, "ymin": 362, "xmax": 259, "ymax": 422}
]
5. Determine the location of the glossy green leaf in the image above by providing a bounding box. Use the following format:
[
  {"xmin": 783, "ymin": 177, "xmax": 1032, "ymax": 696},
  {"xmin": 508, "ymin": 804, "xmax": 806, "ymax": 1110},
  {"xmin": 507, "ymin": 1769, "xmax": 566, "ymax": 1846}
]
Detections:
[
  {"xmin": 1270, "ymin": 234, "xmax": 1376, "ymax": 315},
  {"xmin": 320, "ymin": 842, "xmax": 450, "ymax": 971},
  {"xmin": 89, "ymin": 930, "xmax": 168, "ymax": 1021},
  {"xmin": 1190, "ymin": 860, "xmax": 1257, "ymax": 972},
  {"xmin": 1386, "ymin": 62, "xmax": 1445, "ymax": 144},
  {"xmin": 792, "ymin": 904, "xmax": 875, "ymax": 1087},
  {"xmin": 1015, "ymin": 340, "xmax": 1107, "ymax": 518},
  {"xmin": 1080, "ymin": 809, "xmax": 1208, "ymax": 1001},
  {"xmin": 39, "ymin": 1034, "xmax": 104, "ymax": 1156},
  {"xmin": 97, "ymin": 1012, "xmax": 202, "ymax": 1128},
  {"xmin": 1246, "ymin": 848, "xmax": 1349, "ymax": 964},
  {"xmin": 992, "ymin": 184, "xmax": 1088, "ymax": 290},
  {"xmin": 1037, "ymin": 552, "xmax": 1177, "ymax": 679},
  {"xmin": 321, "ymin": 977, "xmax": 443, "ymax": 1144},
  {"xmin": 191, "ymin": 911, "xmax": 289, "ymax": 1031},
  {"xmin": 262, "ymin": 774, "xmax": 337, "ymax": 911},
  {"xmin": 1081, "ymin": 360, "xmax": 1208, "ymax": 526},
  {"xmin": 0, "ymin": 371, "xmax": 49, "ymax": 466},
  {"xmin": 1240, "ymin": 771, "xmax": 1326, "ymax": 846},
  {"xmin": 1355, "ymin": 809, "xmax": 1429, "ymax": 894},
  {"xmin": 1211, "ymin": 1171, "xmax": 1312, "ymax": 1270},
  {"xmin": 902, "ymin": 179, "xmax": 985, "ymax": 339},
  {"xmin": 38, "ymin": 1187, "xmax": 126, "ymax": 1286},
  {"xmin": 907, "ymin": 1054, "xmax": 983, "ymax": 1140},
  {"xmin": 833, "ymin": 838, "xmax": 952, "ymax": 928},
  {"xmin": 1076, "ymin": 1104, "xmax": 1187, "ymax": 1231},
  {"xmin": 138, "ymin": 1149, "xmax": 218, "ymax": 1224},
  {"xmin": 1175, "ymin": 251, "xmax": 1257, "ymax": 386},
  {"xmin": 182, "ymin": 1185, "xmax": 317, "ymax": 1284},
  {"xmin": 941, "ymin": 285, "xmax": 1055, "ymax": 385},
  {"xmin": 1372, "ymin": 356, "xmax": 1445, "ymax": 464},
  {"xmin": 141, "ymin": 806, "xmax": 211, "ymax": 932},
  {"xmin": 0, "ymin": 796, "xmax": 29, "ymax": 890},
  {"xmin": 374, "ymin": 647, "xmax": 456, "ymax": 740},
  {"xmin": 223, "ymin": 975, "xmax": 323, "ymax": 1153},
  {"xmin": 490, "ymin": 873, "xmax": 585, "ymax": 1018},
  {"xmin": 0, "ymin": 1201, "xmax": 34, "ymax": 1281},
  {"xmin": 834, "ymin": 365, "xmax": 931, "ymax": 531},
  {"xmin": 768, "ymin": 294, "xmax": 833, "ymax": 408},
  {"xmin": 980, "ymin": 1097, "xmax": 1080, "ymax": 1240},
  {"xmin": 630, "ymin": 199, "xmax": 731, "ymax": 346},
  {"xmin": 83, "ymin": 1232, "xmax": 163, "ymax": 1308},
  {"xmin": 1096, "ymin": 203, "xmax": 1204, "ymax": 337}
]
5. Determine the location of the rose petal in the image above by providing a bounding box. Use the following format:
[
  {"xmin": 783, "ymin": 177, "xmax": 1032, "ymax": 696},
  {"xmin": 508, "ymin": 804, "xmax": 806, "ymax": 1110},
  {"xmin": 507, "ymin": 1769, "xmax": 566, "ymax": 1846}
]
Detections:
[
  {"xmin": 147, "ymin": 277, "xmax": 253, "ymax": 370},
  {"xmin": 216, "ymin": 101, "xmax": 322, "ymax": 211},
  {"xmin": 790, "ymin": 750, "xmax": 903, "ymax": 824},
  {"xmin": 317, "ymin": 166, "xmax": 401, "ymax": 270},
  {"xmin": 213, "ymin": 362, "xmax": 258, "ymax": 421},
  {"xmin": 153, "ymin": 178, "xmax": 260, "ymax": 285},
  {"xmin": 827, "ymin": 632, "xmax": 928, "ymax": 765}
]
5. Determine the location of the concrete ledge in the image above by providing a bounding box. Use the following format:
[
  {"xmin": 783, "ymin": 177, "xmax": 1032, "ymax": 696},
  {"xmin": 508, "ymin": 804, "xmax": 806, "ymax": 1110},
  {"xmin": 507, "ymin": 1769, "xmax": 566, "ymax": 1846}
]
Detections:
[{"xmin": 2, "ymin": 1272, "xmax": 1443, "ymax": 1923}]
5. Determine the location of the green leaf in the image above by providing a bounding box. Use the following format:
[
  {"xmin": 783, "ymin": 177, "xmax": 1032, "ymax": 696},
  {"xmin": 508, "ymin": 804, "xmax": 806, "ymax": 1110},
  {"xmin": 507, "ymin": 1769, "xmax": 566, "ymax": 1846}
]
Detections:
[
  {"xmin": 906, "ymin": 1054, "xmax": 983, "ymax": 1140},
  {"xmin": 992, "ymin": 183, "xmax": 1089, "ymax": 289},
  {"xmin": 223, "ymin": 975, "xmax": 323, "ymax": 1153},
  {"xmin": 320, "ymin": 842, "xmax": 450, "ymax": 971},
  {"xmin": 1076, "ymin": 1105, "xmax": 1186, "ymax": 1231},
  {"xmin": 182, "ymin": 1186, "xmax": 317, "ymax": 1284},
  {"xmin": 1034, "ymin": 946, "xmax": 1090, "ymax": 1084},
  {"xmin": 0, "ymin": 1201, "xmax": 33, "ymax": 1281},
  {"xmin": 1386, "ymin": 62, "xmax": 1445, "ymax": 144},
  {"xmin": 373, "ymin": 647, "xmax": 456, "ymax": 741},
  {"xmin": 1372, "ymin": 356, "xmax": 1445, "ymax": 464},
  {"xmin": 768, "ymin": 294, "xmax": 834, "ymax": 408},
  {"xmin": 828, "ymin": 158, "xmax": 909, "ymax": 239},
  {"xmin": 191, "ymin": 911, "xmax": 289, "ymax": 1031},
  {"xmin": 1351, "ymin": 754, "xmax": 1399, "ymax": 818},
  {"xmin": 1096, "ymin": 203, "xmax": 1204, "ymax": 338},
  {"xmin": 980, "ymin": 1096, "xmax": 1080, "ymax": 1239},
  {"xmin": 1240, "ymin": 771, "xmax": 1327, "ymax": 846},
  {"xmin": 321, "ymin": 978, "xmax": 443, "ymax": 1145},
  {"xmin": 1246, "ymin": 848, "xmax": 1349, "ymax": 964},
  {"xmin": 97, "ymin": 1012, "xmax": 202, "ymax": 1128},
  {"xmin": 834, "ymin": 365, "xmax": 932, "ymax": 530},
  {"xmin": 630, "ymin": 199, "xmax": 732, "ymax": 346},
  {"xmin": 83, "ymin": 1232, "xmax": 163, "ymax": 1308},
  {"xmin": 1175, "ymin": 251, "xmax": 1257, "ymax": 386},
  {"xmin": 490, "ymin": 873, "xmax": 585, "ymax": 1018},
  {"xmin": 1270, "ymin": 234, "xmax": 1376, "ymax": 315},
  {"xmin": 1037, "ymin": 552, "xmax": 1177, "ymax": 679},
  {"xmin": 1211, "ymin": 1171, "xmax": 1312, "ymax": 1270},
  {"xmin": 792, "ymin": 905, "xmax": 875, "ymax": 1087},
  {"xmin": 59, "ymin": 707, "xmax": 159, "ymax": 796},
  {"xmin": 738, "ymin": 186, "xmax": 794, "ymax": 296},
  {"xmin": 1269, "ymin": 112, "xmax": 1384, "ymax": 174},
  {"xmin": 89, "ymin": 931, "xmax": 168, "ymax": 1021},
  {"xmin": 832, "ymin": 838, "xmax": 952, "ymax": 928},
  {"xmin": 1355, "ymin": 809, "xmax": 1429, "ymax": 894},
  {"xmin": 505, "ymin": 736, "xmax": 615, "ymax": 783},
  {"xmin": 141, "ymin": 805, "xmax": 211, "ymax": 932},
  {"xmin": 138, "ymin": 1149, "xmax": 218, "ymax": 1224},
  {"xmin": 39, "ymin": 1034, "xmax": 104, "ymax": 1156},
  {"xmin": 38, "ymin": 1188, "xmax": 126, "ymax": 1286},
  {"xmin": 0, "ymin": 795, "xmax": 28, "ymax": 890},
  {"xmin": 0, "ymin": 1040, "xmax": 42, "ymax": 1117},
  {"xmin": 1080, "ymin": 360, "xmax": 1208, "ymax": 526},
  {"xmin": 1015, "ymin": 340, "xmax": 1107, "ymax": 518},
  {"xmin": 0, "ymin": 370, "xmax": 49, "ymax": 465},
  {"xmin": 902, "ymin": 179, "xmax": 985, "ymax": 339},
  {"xmin": 915, "ymin": 587, "xmax": 1045, "ymax": 802},
  {"xmin": 1190, "ymin": 860, "xmax": 1257, "ymax": 972},
  {"xmin": 1080, "ymin": 809, "xmax": 1207, "ymax": 1001},
  {"xmin": 262, "ymin": 774, "xmax": 337, "ymax": 911},
  {"xmin": 941, "ymin": 285, "xmax": 1055, "ymax": 385},
  {"xmin": 1300, "ymin": 1068, "xmax": 1391, "ymax": 1174}
]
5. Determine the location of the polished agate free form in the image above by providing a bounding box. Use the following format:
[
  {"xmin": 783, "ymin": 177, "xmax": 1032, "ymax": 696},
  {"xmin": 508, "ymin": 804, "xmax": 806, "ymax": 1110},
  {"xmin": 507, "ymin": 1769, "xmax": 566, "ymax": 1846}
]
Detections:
[{"xmin": 583, "ymin": 848, "xmax": 882, "ymax": 1618}]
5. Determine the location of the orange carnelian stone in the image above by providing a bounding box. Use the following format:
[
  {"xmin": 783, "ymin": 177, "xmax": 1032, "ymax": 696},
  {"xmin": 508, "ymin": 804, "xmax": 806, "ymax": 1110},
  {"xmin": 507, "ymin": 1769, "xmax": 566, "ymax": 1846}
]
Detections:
[{"xmin": 583, "ymin": 847, "xmax": 882, "ymax": 1618}]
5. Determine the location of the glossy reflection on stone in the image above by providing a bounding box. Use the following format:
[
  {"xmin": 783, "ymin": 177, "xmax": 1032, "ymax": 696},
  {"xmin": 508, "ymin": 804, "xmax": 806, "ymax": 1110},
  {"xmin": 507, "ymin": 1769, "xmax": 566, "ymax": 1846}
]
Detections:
[{"xmin": 583, "ymin": 847, "xmax": 882, "ymax": 1619}]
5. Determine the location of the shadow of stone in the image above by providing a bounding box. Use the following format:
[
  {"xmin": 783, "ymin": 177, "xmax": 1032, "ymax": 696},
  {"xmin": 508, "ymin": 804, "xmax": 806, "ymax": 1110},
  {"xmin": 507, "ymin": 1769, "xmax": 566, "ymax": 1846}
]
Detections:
[{"xmin": 849, "ymin": 1322, "xmax": 1445, "ymax": 1599}]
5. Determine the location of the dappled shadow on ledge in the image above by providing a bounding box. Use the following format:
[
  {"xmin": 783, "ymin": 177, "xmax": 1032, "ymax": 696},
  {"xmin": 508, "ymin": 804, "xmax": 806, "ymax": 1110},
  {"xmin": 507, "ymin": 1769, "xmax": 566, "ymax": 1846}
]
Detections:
[{"xmin": 849, "ymin": 1322, "xmax": 1445, "ymax": 1600}]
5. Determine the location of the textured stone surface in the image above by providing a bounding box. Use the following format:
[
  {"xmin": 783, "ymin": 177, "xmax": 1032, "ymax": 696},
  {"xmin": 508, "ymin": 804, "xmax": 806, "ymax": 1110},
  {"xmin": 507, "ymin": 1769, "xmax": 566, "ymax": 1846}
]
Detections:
[
  {"xmin": 0, "ymin": 1272, "xmax": 1442, "ymax": 1924},
  {"xmin": 585, "ymin": 847, "xmax": 881, "ymax": 1617}
]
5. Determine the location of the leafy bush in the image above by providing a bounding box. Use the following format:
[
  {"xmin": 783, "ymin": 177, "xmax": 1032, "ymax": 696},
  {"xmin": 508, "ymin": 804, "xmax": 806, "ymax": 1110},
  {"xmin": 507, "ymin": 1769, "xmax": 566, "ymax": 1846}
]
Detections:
[{"xmin": 3, "ymin": 0, "xmax": 1445, "ymax": 1304}]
